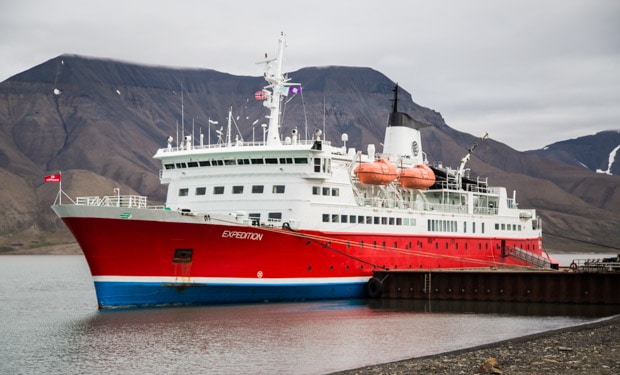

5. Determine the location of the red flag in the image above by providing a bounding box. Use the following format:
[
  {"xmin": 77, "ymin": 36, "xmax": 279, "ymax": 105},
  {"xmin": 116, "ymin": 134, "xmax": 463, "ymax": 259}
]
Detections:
[{"xmin": 44, "ymin": 174, "xmax": 61, "ymax": 183}]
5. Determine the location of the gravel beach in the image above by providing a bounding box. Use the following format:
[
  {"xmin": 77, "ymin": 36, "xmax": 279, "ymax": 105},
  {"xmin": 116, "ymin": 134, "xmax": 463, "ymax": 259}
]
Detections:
[{"xmin": 332, "ymin": 314, "xmax": 619, "ymax": 375}]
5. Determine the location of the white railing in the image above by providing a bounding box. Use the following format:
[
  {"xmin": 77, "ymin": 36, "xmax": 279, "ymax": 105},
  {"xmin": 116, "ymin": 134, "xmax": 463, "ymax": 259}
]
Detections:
[{"xmin": 75, "ymin": 195, "xmax": 149, "ymax": 209}]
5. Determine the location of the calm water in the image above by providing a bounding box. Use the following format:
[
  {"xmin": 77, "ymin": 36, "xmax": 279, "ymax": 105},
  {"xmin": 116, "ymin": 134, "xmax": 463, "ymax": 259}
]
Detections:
[{"xmin": 1, "ymin": 255, "xmax": 618, "ymax": 375}]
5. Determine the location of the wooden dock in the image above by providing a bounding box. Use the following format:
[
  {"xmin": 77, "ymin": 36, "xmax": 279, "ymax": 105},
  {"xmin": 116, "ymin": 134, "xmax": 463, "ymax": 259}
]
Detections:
[{"xmin": 370, "ymin": 268, "xmax": 620, "ymax": 304}]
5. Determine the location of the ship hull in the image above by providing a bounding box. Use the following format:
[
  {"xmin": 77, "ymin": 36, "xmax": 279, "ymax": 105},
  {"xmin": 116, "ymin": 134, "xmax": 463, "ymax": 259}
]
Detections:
[{"xmin": 55, "ymin": 205, "xmax": 543, "ymax": 308}]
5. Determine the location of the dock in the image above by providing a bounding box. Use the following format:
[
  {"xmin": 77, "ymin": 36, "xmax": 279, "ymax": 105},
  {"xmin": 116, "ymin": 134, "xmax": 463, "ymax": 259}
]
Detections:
[{"xmin": 370, "ymin": 267, "xmax": 620, "ymax": 304}]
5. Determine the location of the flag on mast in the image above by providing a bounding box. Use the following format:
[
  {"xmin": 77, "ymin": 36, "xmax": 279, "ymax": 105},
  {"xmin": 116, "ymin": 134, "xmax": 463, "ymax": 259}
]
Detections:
[{"xmin": 44, "ymin": 174, "xmax": 61, "ymax": 183}]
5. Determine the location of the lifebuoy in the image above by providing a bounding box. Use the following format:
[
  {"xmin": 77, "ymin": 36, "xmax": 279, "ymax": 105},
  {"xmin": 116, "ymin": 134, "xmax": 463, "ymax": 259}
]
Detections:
[
  {"xmin": 367, "ymin": 277, "xmax": 383, "ymax": 298},
  {"xmin": 569, "ymin": 262, "xmax": 578, "ymax": 270}
]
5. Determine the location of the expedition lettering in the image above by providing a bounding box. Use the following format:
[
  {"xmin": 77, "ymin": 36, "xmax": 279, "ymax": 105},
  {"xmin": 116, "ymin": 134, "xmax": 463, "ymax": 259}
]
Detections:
[{"xmin": 221, "ymin": 230, "xmax": 263, "ymax": 241}]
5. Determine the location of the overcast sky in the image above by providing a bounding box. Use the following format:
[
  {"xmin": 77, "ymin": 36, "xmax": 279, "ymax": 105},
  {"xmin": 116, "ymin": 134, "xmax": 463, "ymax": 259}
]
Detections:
[{"xmin": 1, "ymin": 0, "xmax": 618, "ymax": 150}]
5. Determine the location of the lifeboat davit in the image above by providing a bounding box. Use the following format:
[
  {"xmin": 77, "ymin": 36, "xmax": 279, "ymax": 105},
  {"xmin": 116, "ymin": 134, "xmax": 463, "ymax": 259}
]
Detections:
[
  {"xmin": 355, "ymin": 159, "xmax": 398, "ymax": 185},
  {"xmin": 399, "ymin": 164, "xmax": 435, "ymax": 189}
]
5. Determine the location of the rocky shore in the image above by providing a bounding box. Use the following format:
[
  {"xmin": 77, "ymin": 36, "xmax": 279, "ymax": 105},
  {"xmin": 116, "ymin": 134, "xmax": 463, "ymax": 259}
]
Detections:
[{"xmin": 332, "ymin": 314, "xmax": 619, "ymax": 375}]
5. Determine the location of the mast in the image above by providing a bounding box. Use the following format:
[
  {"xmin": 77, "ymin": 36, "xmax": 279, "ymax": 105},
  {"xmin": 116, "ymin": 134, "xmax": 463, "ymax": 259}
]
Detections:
[{"xmin": 261, "ymin": 32, "xmax": 297, "ymax": 146}]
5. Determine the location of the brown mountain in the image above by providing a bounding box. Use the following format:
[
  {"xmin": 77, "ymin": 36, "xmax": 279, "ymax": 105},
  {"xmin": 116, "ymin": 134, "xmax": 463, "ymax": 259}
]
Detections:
[{"xmin": 0, "ymin": 55, "xmax": 618, "ymax": 253}]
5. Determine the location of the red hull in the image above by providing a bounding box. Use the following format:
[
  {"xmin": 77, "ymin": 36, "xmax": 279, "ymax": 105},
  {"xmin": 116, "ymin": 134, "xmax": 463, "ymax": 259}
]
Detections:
[{"xmin": 63, "ymin": 216, "xmax": 542, "ymax": 280}]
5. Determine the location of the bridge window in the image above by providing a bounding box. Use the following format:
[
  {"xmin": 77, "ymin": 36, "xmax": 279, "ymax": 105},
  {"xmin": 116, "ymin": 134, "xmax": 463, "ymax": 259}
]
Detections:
[
  {"xmin": 294, "ymin": 157, "xmax": 308, "ymax": 164},
  {"xmin": 164, "ymin": 163, "xmax": 175, "ymax": 170},
  {"xmin": 251, "ymin": 158, "xmax": 264, "ymax": 164},
  {"xmin": 187, "ymin": 161, "xmax": 198, "ymax": 168},
  {"xmin": 199, "ymin": 161, "xmax": 210, "ymax": 166}
]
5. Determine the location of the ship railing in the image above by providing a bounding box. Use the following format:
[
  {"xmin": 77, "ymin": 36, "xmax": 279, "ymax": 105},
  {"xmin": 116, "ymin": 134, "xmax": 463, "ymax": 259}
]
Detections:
[
  {"xmin": 75, "ymin": 195, "xmax": 149, "ymax": 209},
  {"xmin": 157, "ymin": 139, "xmax": 331, "ymax": 153},
  {"xmin": 569, "ymin": 257, "xmax": 620, "ymax": 273},
  {"xmin": 473, "ymin": 206, "xmax": 498, "ymax": 215}
]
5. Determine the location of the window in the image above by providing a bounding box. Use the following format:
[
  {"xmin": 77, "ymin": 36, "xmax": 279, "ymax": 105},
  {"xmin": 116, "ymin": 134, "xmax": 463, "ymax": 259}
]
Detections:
[
  {"xmin": 187, "ymin": 161, "xmax": 198, "ymax": 168},
  {"xmin": 272, "ymin": 185, "xmax": 285, "ymax": 194},
  {"xmin": 249, "ymin": 213, "xmax": 260, "ymax": 225},
  {"xmin": 164, "ymin": 163, "xmax": 175, "ymax": 170},
  {"xmin": 322, "ymin": 187, "xmax": 330, "ymax": 196},
  {"xmin": 279, "ymin": 157, "xmax": 293, "ymax": 164},
  {"xmin": 251, "ymin": 158, "xmax": 264, "ymax": 165},
  {"xmin": 366, "ymin": 216, "xmax": 372, "ymax": 224},
  {"xmin": 331, "ymin": 214, "xmax": 339, "ymax": 223},
  {"xmin": 238, "ymin": 159, "xmax": 250, "ymax": 165},
  {"xmin": 349, "ymin": 215, "xmax": 357, "ymax": 224},
  {"xmin": 268, "ymin": 212, "xmax": 282, "ymax": 221},
  {"xmin": 396, "ymin": 218, "xmax": 402, "ymax": 226},
  {"xmin": 389, "ymin": 217, "xmax": 395, "ymax": 225},
  {"xmin": 265, "ymin": 158, "xmax": 278, "ymax": 164},
  {"xmin": 341, "ymin": 215, "xmax": 348, "ymax": 223},
  {"xmin": 175, "ymin": 162, "xmax": 187, "ymax": 168},
  {"xmin": 224, "ymin": 159, "xmax": 235, "ymax": 165},
  {"xmin": 294, "ymin": 157, "xmax": 308, "ymax": 164},
  {"xmin": 314, "ymin": 158, "xmax": 321, "ymax": 172},
  {"xmin": 178, "ymin": 188, "xmax": 189, "ymax": 196},
  {"xmin": 213, "ymin": 186, "xmax": 224, "ymax": 195},
  {"xmin": 312, "ymin": 186, "xmax": 320, "ymax": 195},
  {"xmin": 404, "ymin": 218, "xmax": 409, "ymax": 226},
  {"xmin": 374, "ymin": 217, "xmax": 380, "ymax": 225},
  {"xmin": 322, "ymin": 214, "xmax": 329, "ymax": 222},
  {"xmin": 195, "ymin": 187, "xmax": 206, "ymax": 195},
  {"xmin": 331, "ymin": 188, "xmax": 339, "ymax": 196},
  {"xmin": 199, "ymin": 161, "xmax": 211, "ymax": 167},
  {"xmin": 252, "ymin": 185, "xmax": 264, "ymax": 194},
  {"xmin": 233, "ymin": 186, "xmax": 244, "ymax": 194}
]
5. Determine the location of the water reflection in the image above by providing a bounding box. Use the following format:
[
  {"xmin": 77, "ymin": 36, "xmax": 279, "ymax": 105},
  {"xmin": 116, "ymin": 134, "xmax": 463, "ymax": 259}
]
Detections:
[{"xmin": 55, "ymin": 300, "xmax": 618, "ymax": 374}]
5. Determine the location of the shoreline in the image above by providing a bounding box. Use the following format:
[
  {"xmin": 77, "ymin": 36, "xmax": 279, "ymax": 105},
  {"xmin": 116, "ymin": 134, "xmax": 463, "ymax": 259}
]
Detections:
[{"xmin": 331, "ymin": 314, "xmax": 620, "ymax": 374}]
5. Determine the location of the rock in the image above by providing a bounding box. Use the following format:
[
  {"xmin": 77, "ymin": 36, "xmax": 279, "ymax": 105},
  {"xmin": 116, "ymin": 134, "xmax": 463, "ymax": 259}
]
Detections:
[{"xmin": 476, "ymin": 357, "xmax": 502, "ymax": 374}]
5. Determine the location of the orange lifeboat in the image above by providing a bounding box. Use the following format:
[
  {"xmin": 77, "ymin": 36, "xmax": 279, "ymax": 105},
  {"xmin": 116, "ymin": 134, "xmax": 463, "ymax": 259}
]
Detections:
[
  {"xmin": 355, "ymin": 159, "xmax": 398, "ymax": 185},
  {"xmin": 399, "ymin": 164, "xmax": 435, "ymax": 189}
]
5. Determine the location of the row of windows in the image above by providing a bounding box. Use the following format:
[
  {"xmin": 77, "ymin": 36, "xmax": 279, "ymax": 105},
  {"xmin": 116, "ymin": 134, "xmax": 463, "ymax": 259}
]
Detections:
[
  {"xmin": 496, "ymin": 223, "xmax": 522, "ymax": 231},
  {"xmin": 428, "ymin": 220, "xmax": 486, "ymax": 234},
  {"xmin": 322, "ymin": 214, "xmax": 417, "ymax": 226},
  {"xmin": 179, "ymin": 185, "xmax": 285, "ymax": 196},
  {"xmin": 312, "ymin": 186, "xmax": 340, "ymax": 197},
  {"xmin": 165, "ymin": 157, "xmax": 310, "ymax": 170}
]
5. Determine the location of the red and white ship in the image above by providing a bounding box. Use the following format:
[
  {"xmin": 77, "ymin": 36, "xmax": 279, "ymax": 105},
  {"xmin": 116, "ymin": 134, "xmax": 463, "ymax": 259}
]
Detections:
[{"xmin": 52, "ymin": 34, "xmax": 552, "ymax": 308}]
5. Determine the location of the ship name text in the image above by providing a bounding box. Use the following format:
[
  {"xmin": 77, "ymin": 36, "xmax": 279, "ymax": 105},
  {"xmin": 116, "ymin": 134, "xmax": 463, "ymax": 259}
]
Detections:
[{"xmin": 222, "ymin": 230, "xmax": 264, "ymax": 241}]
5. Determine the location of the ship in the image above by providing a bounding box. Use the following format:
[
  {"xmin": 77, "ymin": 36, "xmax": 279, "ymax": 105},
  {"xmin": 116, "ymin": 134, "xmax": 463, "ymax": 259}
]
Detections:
[{"xmin": 52, "ymin": 33, "xmax": 552, "ymax": 309}]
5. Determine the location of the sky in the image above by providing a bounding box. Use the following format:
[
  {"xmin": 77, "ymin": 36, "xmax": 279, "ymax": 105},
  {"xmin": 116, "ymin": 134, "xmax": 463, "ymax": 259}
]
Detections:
[{"xmin": 1, "ymin": 0, "xmax": 619, "ymax": 151}]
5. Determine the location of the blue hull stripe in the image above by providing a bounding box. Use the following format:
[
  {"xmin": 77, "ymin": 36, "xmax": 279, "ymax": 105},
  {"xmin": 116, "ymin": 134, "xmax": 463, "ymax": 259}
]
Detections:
[{"xmin": 94, "ymin": 281, "xmax": 368, "ymax": 308}]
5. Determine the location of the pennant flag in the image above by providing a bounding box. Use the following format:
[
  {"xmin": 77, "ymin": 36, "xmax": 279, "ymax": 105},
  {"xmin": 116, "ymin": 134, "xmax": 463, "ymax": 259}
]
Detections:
[
  {"xmin": 254, "ymin": 90, "xmax": 267, "ymax": 101},
  {"xmin": 289, "ymin": 86, "xmax": 302, "ymax": 95},
  {"xmin": 44, "ymin": 174, "xmax": 61, "ymax": 183},
  {"xmin": 208, "ymin": 119, "xmax": 219, "ymax": 125}
]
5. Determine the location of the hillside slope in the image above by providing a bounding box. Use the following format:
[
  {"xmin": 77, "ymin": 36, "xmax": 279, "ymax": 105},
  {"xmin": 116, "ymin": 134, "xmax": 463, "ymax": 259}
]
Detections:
[{"xmin": 0, "ymin": 55, "xmax": 618, "ymax": 252}]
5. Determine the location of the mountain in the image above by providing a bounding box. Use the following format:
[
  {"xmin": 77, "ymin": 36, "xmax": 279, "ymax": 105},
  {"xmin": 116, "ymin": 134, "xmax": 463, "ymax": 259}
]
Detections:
[
  {"xmin": 0, "ymin": 55, "xmax": 619, "ymax": 253},
  {"xmin": 526, "ymin": 131, "xmax": 620, "ymax": 176}
]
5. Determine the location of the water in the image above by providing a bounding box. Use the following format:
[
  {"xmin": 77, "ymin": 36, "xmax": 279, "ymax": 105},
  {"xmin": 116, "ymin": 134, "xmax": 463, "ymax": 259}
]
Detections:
[{"xmin": 1, "ymin": 255, "xmax": 618, "ymax": 375}]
